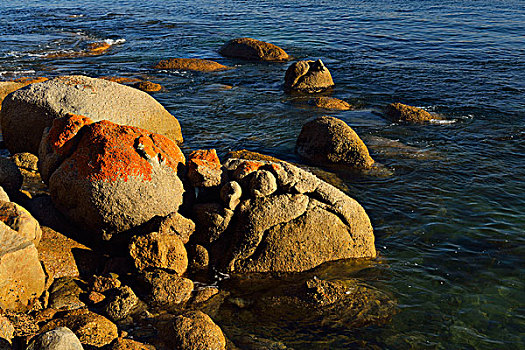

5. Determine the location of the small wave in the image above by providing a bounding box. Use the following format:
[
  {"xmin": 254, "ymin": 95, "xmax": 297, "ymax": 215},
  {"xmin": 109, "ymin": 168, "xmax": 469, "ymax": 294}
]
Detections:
[
  {"xmin": 0, "ymin": 70, "xmax": 36, "ymax": 77},
  {"xmin": 430, "ymin": 119, "xmax": 457, "ymax": 125},
  {"xmin": 103, "ymin": 38, "xmax": 126, "ymax": 45},
  {"xmin": 67, "ymin": 14, "xmax": 84, "ymax": 18}
]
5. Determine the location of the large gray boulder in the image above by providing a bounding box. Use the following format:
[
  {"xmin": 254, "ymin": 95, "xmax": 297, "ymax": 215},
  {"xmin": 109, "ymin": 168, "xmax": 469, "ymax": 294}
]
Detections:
[
  {"xmin": 1, "ymin": 75, "xmax": 183, "ymax": 154},
  {"xmin": 194, "ymin": 159, "xmax": 376, "ymax": 274},
  {"xmin": 38, "ymin": 115, "xmax": 186, "ymax": 240}
]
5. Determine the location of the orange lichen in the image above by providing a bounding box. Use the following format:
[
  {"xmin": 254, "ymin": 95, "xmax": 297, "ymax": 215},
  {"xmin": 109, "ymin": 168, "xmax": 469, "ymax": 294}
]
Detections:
[
  {"xmin": 13, "ymin": 77, "xmax": 48, "ymax": 85},
  {"xmin": 86, "ymin": 42, "xmax": 111, "ymax": 54},
  {"xmin": 188, "ymin": 149, "xmax": 221, "ymax": 170},
  {"xmin": 47, "ymin": 114, "xmax": 94, "ymax": 156},
  {"xmin": 233, "ymin": 160, "xmax": 264, "ymax": 179}
]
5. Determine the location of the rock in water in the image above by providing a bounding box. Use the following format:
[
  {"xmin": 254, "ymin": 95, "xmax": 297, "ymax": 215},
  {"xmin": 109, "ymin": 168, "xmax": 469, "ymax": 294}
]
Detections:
[
  {"xmin": 153, "ymin": 58, "xmax": 230, "ymax": 72},
  {"xmin": 169, "ymin": 311, "xmax": 226, "ymax": 350},
  {"xmin": 39, "ymin": 115, "xmax": 186, "ymax": 240},
  {"xmin": 384, "ymin": 102, "xmax": 437, "ymax": 123},
  {"xmin": 296, "ymin": 116, "xmax": 374, "ymax": 169},
  {"xmin": 0, "ymin": 221, "xmax": 45, "ymax": 312},
  {"xmin": 27, "ymin": 327, "xmax": 83, "ymax": 350},
  {"xmin": 1, "ymin": 75, "xmax": 183, "ymax": 154},
  {"xmin": 219, "ymin": 37, "xmax": 289, "ymax": 61},
  {"xmin": 284, "ymin": 59, "xmax": 334, "ymax": 93},
  {"xmin": 308, "ymin": 96, "xmax": 353, "ymax": 110}
]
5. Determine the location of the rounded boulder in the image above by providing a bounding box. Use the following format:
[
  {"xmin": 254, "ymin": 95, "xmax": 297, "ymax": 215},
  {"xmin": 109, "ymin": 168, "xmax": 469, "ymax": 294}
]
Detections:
[
  {"xmin": 1, "ymin": 75, "xmax": 183, "ymax": 154},
  {"xmin": 284, "ymin": 59, "xmax": 334, "ymax": 93},
  {"xmin": 219, "ymin": 37, "xmax": 289, "ymax": 61}
]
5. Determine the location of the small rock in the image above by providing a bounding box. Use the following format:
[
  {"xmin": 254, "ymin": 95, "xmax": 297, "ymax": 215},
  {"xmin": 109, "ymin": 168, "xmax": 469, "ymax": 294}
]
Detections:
[
  {"xmin": 219, "ymin": 38, "xmax": 289, "ymax": 61},
  {"xmin": 220, "ymin": 181, "xmax": 242, "ymax": 210},
  {"xmin": 26, "ymin": 327, "xmax": 83, "ymax": 350},
  {"xmin": 188, "ymin": 244, "xmax": 209, "ymax": 272},
  {"xmin": 39, "ymin": 309, "xmax": 118, "ymax": 348},
  {"xmin": 0, "ymin": 315, "xmax": 14, "ymax": 344},
  {"xmin": 129, "ymin": 231, "xmax": 188, "ymax": 274},
  {"xmin": 89, "ymin": 275, "xmax": 121, "ymax": 293},
  {"xmin": 249, "ymin": 170, "xmax": 277, "ymax": 198},
  {"xmin": 104, "ymin": 286, "xmax": 139, "ymax": 322},
  {"xmin": 284, "ymin": 59, "xmax": 334, "ymax": 93},
  {"xmin": 132, "ymin": 81, "xmax": 162, "ymax": 93},
  {"xmin": 87, "ymin": 291, "xmax": 106, "ymax": 305},
  {"xmin": 192, "ymin": 203, "xmax": 234, "ymax": 245},
  {"xmin": 296, "ymin": 116, "xmax": 374, "ymax": 169},
  {"xmin": 190, "ymin": 287, "xmax": 219, "ymax": 305},
  {"xmin": 86, "ymin": 42, "xmax": 112, "ymax": 54},
  {"xmin": 0, "ymin": 201, "xmax": 42, "ymax": 245},
  {"xmin": 11, "ymin": 153, "xmax": 39, "ymax": 172},
  {"xmin": 0, "ymin": 157, "xmax": 23, "ymax": 194},
  {"xmin": 225, "ymin": 150, "xmax": 282, "ymax": 163},
  {"xmin": 384, "ymin": 103, "xmax": 437, "ymax": 123},
  {"xmin": 107, "ymin": 338, "xmax": 154, "ymax": 350},
  {"xmin": 99, "ymin": 77, "xmax": 141, "ymax": 84},
  {"xmin": 308, "ymin": 96, "xmax": 353, "ymax": 110},
  {"xmin": 48, "ymin": 277, "xmax": 86, "ymax": 311},
  {"xmin": 141, "ymin": 270, "xmax": 194, "ymax": 310},
  {"xmin": 170, "ymin": 311, "xmax": 226, "ymax": 350},
  {"xmin": 153, "ymin": 58, "xmax": 230, "ymax": 72},
  {"xmin": 187, "ymin": 149, "xmax": 222, "ymax": 188},
  {"xmin": 144, "ymin": 212, "xmax": 195, "ymax": 244}
]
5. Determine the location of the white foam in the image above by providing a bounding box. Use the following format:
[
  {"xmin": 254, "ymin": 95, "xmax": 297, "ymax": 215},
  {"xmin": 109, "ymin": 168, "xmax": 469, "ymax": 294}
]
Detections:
[
  {"xmin": 103, "ymin": 38, "xmax": 126, "ymax": 45},
  {"xmin": 430, "ymin": 118, "xmax": 457, "ymax": 125},
  {"xmin": 0, "ymin": 70, "xmax": 36, "ymax": 76}
]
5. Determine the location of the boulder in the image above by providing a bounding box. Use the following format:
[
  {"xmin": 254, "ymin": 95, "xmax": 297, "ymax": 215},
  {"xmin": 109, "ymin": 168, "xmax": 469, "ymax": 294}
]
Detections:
[
  {"xmin": 27, "ymin": 327, "xmax": 84, "ymax": 350},
  {"xmin": 192, "ymin": 203, "xmax": 234, "ymax": 245},
  {"xmin": 1, "ymin": 75, "xmax": 183, "ymax": 154},
  {"xmin": 39, "ymin": 115, "xmax": 186, "ymax": 239},
  {"xmin": 296, "ymin": 116, "xmax": 374, "ymax": 169},
  {"xmin": 187, "ymin": 149, "xmax": 222, "ymax": 188},
  {"xmin": 220, "ymin": 181, "xmax": 242, "ymax": 210},
  {"xmin": 169, "ymin": 311, "xmax": 226, "ymax": 350},
  {"xmin": 153, "ymin": 58, "xmax": 230, "ymax": 72},
  {"xmin": 249, "ymin": 170, "xmax": 277, "ymax": 198},
  {"xmin": 142, "ymin": 212, "xmax": 195, "ymax": 244},
  {"xmin": 132, "ymin": 81, "xmax": 162, "ymax": 92},
  {"xmin": 0, "ymin": 315, "xmax": 14, "ymax": 344},
  {"xmin": 140, "ymin": 270, "xmax": 194, "ymax": 310},
  {"xmin": 308, "ymin": 96, "xmax": 353, "ymax": 110},
  {"xmin": 107, "ymin": 338, "xmax": 153, "ymax": 350},
  {"xmin": 284, "ymin": 59, "xmax": 334, "ymax": 93},
  {"xmin": 0, "ymin": 201, "xmax": 42, "ymax": 245},
  {"xmin": 209, "ymin": 159, "xmax": 375, "ymax": 273},
  {"xmin": 40, "ymin": 310, "xmax": 118, "ymax": 348},
  {"xmin": 384, "ymin": 103, "xmax": 437, "ymax": 123},
  {"xmin": 0, "ymin": 158, "xmax": 23, "ymax": 194},
  {"xmin": 0, "ymin": 82, "xmax": 24, "ymax": 111},
  {"xmin": 0, "ymin": 221, "xmax": 46, "ymax": 312},
  {"xmin": 188, "ymin": 245, "xmax": 209, "ymax": 272},
  {"xmin": 48, "ymin": 277, "xmax": 86, "ymax": 310},
  {"xmin": 219, "ymin": 38, "xmax": 289, "ymax": 61},
  {"xmin": 103, "ymin": 286, "xmax": 139, "ymax": 321},
  {"xmin": 129, "ymin": 231, "xmax": 188, "ymax": 274}
]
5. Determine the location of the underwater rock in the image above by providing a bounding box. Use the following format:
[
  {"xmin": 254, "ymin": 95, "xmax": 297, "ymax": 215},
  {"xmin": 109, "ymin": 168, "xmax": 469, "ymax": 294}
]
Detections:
[
  {"xmin": 308, "ymin": 96, "xmax": 353, "ymax": 110},
  {"xmin": 219, "ymin": 38, "xmax": 289, "ymax": 61},
  {"xmin": 153, "ymin": 58, "xmax": 230, "ymax": 72}
]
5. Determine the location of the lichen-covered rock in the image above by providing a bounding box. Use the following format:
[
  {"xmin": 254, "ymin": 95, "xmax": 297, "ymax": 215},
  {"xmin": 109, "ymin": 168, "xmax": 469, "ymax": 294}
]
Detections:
[
  {"xmin": 39, "ymin": 309, "xmax": 118, "ymax": 348},
  {"xmin": 153, "ymin": 58, "xmax": 230, "ymax": 72},
  {"xmin": 1, "ymin": 75, "xmax": 183, "ymax": 155},
  {"xmin": 0, "ymin": 221, "xmax": 45, "ymax": 312},
  {"xmin": 0, "ymin": 158, "xmax": 23, "ymax": 194},
  {"xmin": 104, "ymin": 286, "xmax": 139, "ymax": 321},
  {"xmin": 187, "ymin": 149, "xmax": 222, "ymax": 188},
  {"xmin": 27, "ymin": 327, "xmax": 84, "ymax": 350},
  {"xmin": 308, "ymin": 96, "xmax": 353, "ymax": 110},
  {"xmin": 170, "ymin": 311, "xmax": 226, "ymax": 350},
  {"xmin": 384, "ymin": 103, "xmax": 437, "ymax": 123},
  {"xmin": 296, "ymin": 116, "xmax": 374, "ymax": 169},
  {"xmin": 39, "ymin": 115, "xmax": 186, "ymax": 239},
  {"xmin": 129, "ymin": 232, "xmax": 188, "ymax": 274},
  {"xmin": 0, "ymin": 201, "xmax": 42, "ymax": 245},
  {"xmin": 219, "ymin": 38, "xmax": 289, "ymax": 61},
  {"xmin": 211, "ymin": 159, "xmax": 375, "ymax": 273},
  {"xmin": 284, "ymin": 60, "xmax": 334, "ymax": 93},
  {"xmin": 140, "ymin": 270, "xmax": 193, "ymax": 310}
]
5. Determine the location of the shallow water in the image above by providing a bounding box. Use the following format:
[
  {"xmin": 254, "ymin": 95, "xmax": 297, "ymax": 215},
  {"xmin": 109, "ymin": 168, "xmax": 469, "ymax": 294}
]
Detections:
[{"xmin": 1, "ymin": 0, "xmax": 524, "ymax": 348}]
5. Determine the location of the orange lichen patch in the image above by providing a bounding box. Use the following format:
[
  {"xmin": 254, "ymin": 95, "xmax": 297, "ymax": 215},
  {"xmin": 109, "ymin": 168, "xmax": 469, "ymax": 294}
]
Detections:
[
  {"xmin": 63, "ymin": 120, "xmax": 185, "ymax": 182},
  {"xmin": 99, "ymin": 76, "xmax": 142, "ymax": 84},
  {"xmin": 87, "ymin": 42, "xmax": 112, "ymax": 54},
  {"xmin": 47, "ymin": 114, "xmax": 94, "ymax": 156},
  {"xmin": 153, "ymin": 58, "xmax": 230, "ymax": 72},
  {"xmin": 226, "ymin": 149, "xmax": 282, "ymax": 163},
  {"xmin": 233, "ymin": 160, "xmax": 264, "ymax": 179},
  {"xmin": 13, "ymin": 77, "xmax": 48, "ymax": 85},
  {"xmin": 188, "ymin": 149, "xmax": 221, "ymax": 170},
  {"xmin": 132, "ymin": 81, "xmax": 162, "ymax": 92}
]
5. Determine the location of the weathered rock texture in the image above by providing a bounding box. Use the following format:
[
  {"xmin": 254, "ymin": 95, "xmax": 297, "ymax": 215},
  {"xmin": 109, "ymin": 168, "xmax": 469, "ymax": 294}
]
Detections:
[
  {"xmin": 384, "ymin": 103, "xmax": 437, "ymax": 123},
  {"xmin": 308, "ymin": 96, "xmax": 353, "ymax": 110},
  {"xmin": 187, "ymin": 149, "xmax": 222, "ymax": 188},
  {"xmin": 140, "ymin": 270, "xmax": 194, "ymax": 310},
  {"xmin": 0, "ymin": 201, "xmax": 42, "ymax": 246},
  {"xmin": 0, "ymin": 221, "xmax": 45, "ymax": 311},
  {"xmin": 1, "ymin": 75, "xmax": 183, "ymax": 154},
  {"xmin": 284, "ymin": 59, "xmax": 334, "ymax": 93},
  {"xmin": 38, "ymin": 115, "xmax": 186, "ymax": 239},
  {"xmin": 193, "ymin": 159, "xmax": 375, "ymax": 273},
  {"xmin": 27, "ymin": 327, "xmax": 84, "ymax": 350},
  {"xmin": 219, "ymin": 38, "xmax": 289, "ymax": 61},
  {"xmin": 153, "ymin": 58, "xmax": 230, "ymax": 72},
  {"xmin": 296, "ymin": 116, "xmax": 374, "ymax": 169},
  {"xmin": 129, "ymin": 232, "xmax": 188, "ymax": 274},
  {"xmin": 170, "ymin": 311, "xmax": 226, "ymax": 350}
]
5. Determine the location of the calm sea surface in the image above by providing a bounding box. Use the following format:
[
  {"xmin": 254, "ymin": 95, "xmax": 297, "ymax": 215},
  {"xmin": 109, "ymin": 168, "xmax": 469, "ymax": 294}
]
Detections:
[{"xmin": 1, "ymin": 0, "xmax": 524, "ymax": 348}]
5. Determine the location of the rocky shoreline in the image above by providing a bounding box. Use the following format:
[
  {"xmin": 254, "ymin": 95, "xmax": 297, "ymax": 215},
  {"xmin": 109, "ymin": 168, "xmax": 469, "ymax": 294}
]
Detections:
[{"xmin": 0, "ymin": 38, "xmax": 440, "ymax": 350}]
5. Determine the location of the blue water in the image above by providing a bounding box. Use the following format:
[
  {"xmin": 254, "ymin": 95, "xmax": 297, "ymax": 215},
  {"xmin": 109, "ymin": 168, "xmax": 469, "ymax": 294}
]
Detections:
[{"xmin": 1, "ymin": 1, "xmax": 524, "ymax": 348}]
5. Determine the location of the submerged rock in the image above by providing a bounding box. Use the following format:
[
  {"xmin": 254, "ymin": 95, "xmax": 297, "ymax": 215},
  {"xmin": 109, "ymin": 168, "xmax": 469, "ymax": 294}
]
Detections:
[
  {"xmin": 132, "ymin": 81, "xmax": 162, "ymax": 92},
  {"xmin": 296, "ymin": 116, "xmax": 374, "ymax": 169},
  {"xmin": 219, "ymin": 38, "xmax": 289, "ymax": 61},
  {"xmin": 153, "ymin": 58, "xmax": 230, "ymax": 72},
  {"xmin": 284, "ymin": 59, "xmax": 334, "ymax": 93},
  {"xmin": 1, "ymin": 75, "xmax": 183, "ymax": 154},
  {"xmin": 39, "ymin": 115, "xmax": 186, "ymax": 240},
  {"xmin": 384, "ymin": 103, "xmax": 438, "ymax": 123},
  {"xmin": 308, "ymin": 96, "xmax": 353, "ymax": 110}
]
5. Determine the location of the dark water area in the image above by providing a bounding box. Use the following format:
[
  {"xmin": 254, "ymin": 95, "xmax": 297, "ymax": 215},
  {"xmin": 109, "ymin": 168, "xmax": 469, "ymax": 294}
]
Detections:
[{"xmin": 1, "ymin": 0, "xmax": 524, "ymax": 348}]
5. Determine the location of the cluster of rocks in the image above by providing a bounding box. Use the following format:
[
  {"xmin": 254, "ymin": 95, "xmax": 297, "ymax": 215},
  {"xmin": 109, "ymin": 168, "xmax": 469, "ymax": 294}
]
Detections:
[{"xmin": 0, "ymin": 36, "xmax": 421, "ymax": 349}]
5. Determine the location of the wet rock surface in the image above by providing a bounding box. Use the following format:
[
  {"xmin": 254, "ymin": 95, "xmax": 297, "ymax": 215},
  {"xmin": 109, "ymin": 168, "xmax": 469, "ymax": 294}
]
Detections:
[
  {"xmin": 153, "ymin": 58, "xmax": 230, "ymax": 72},
  {"xmin": 384, "ymin": 102, "xmax": 438, "ymax": 123},
  {"xmin": 219, "ymin": 38, "xmax": 289, "ymax": 61},
  {"xmin": 308, "ymin": 96, "xmax": 353, "ymax": 110},
  {"xmin": 169, "ymin": 311, "xmax": 226, "ymax": 350},
  {"xmin": 284, "ymin": 59, "xmax": 334, "ymax": 93}
]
